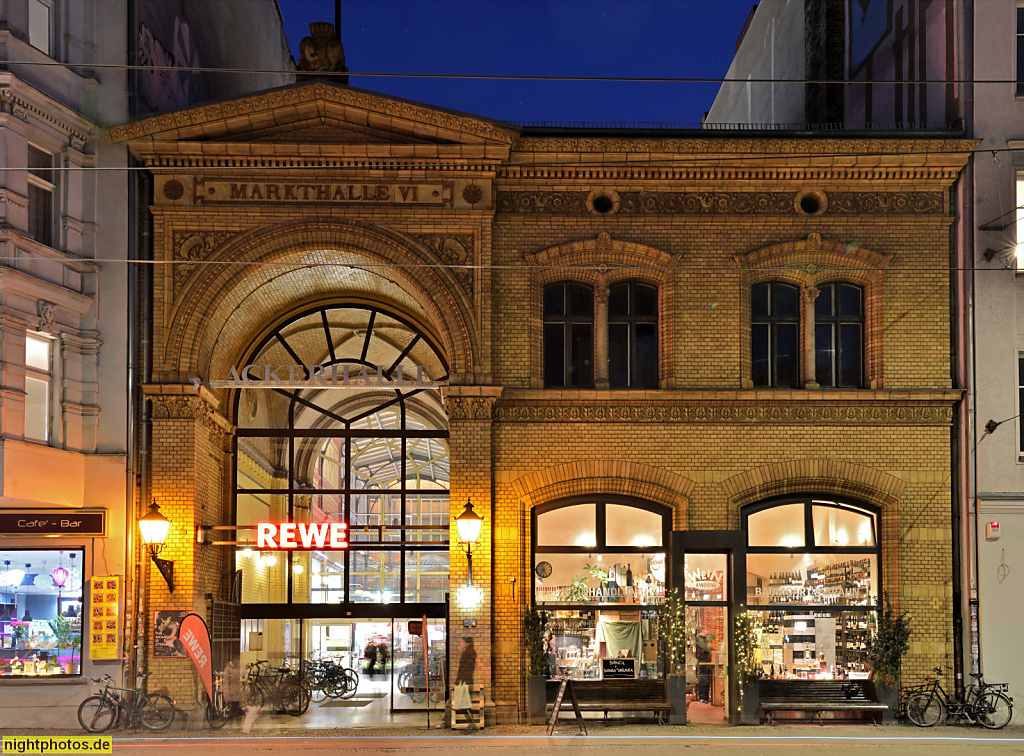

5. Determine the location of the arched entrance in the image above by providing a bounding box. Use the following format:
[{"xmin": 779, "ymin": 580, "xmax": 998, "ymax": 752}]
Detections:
[{"xmin": 232, "ymin": 303, "xmax": 450, "ymax": 721}]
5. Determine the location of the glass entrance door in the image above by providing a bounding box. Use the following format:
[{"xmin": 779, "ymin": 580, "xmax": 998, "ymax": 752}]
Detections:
[{"xmin": 684, "ymin": 552, "xmax": 729, "ymax": 723}]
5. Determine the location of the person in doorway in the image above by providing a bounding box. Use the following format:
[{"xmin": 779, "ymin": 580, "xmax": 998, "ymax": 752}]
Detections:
[
  {"xmin": 364, "ymin": 641, "xmax": 378, "ymax": 674},
  {"xmin": 695, "ymin": 627, "xmax": 714, "ymax": 704}
]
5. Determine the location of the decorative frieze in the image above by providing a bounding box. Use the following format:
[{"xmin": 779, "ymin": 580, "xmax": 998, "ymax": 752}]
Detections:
[
  {"xmin": 444, "ymin": 395, "xmax": 499, "ymax": 421},
  {"xmin": 493, "ymin": 403, "xmax": 953, "ymax": 425},
  {"xmin": 496, "ymin": 190, "xmax": 944, "ymax": 215}
]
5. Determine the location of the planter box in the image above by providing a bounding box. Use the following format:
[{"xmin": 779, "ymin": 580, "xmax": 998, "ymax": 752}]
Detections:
[
  {"xmin": 528, "ymin": 675, "xmax": 547, "ymax": 725},
  {"xmin": 741, "ymin": 679, "xmax": 760, "ymax": 725},
  {"xmin": 668, "ymin": 674, "xmax": 687, "ymax": 724}
]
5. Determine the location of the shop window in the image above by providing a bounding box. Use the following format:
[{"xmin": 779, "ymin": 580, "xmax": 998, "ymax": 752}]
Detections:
[
  {"xmin": 27, "ymin": 147, "xmax": 55, "ymax": 247},
  {"xmin": 751, "ymin": 281, "xmax": 800, "ymax": 387},
  {"xmin": 28, "ymin": 0, "xmax": 53, "ymax": 56},
  {"xmin": 743, "ymin": 498, "xmax": 880, "ymax": 679},
  {"xmin": 543, "ymin": 282, "xmax": 594, "ymax": 387},
  {"xmin": 534, "ymin": 498, "xmax": 669, "ymax": 680},
  {"xmin": 0, "ymin": 548, "xmax": 83, "ymax": 677},
  {"xmin": 24, "ymin": 333, "xmax": 51, "ymax": 442},
  {"xmin": 814, "ymin": 283, "xmax": 863, "ymax": 388},
  {"xmin": 608, "ymin": 281, "xmax": 658, "ymax": 389}
]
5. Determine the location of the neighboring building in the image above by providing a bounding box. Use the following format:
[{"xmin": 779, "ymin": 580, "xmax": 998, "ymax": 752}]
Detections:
[
  {"xmin": 109, "ymin": 74, "xmax": 970, "ymax": 724},
  {"xmin": 0, "ymin": 0, "xmax": 290, "ymax": 727},
  {"xmin": 708, "ymin": 0, "xmax": 1024, "ymax": 725}
]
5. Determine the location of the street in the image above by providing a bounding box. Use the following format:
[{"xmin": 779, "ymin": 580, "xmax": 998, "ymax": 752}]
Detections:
[{"xmin": 80, "ymin": 725, "xmax": 1024, "ymax": 756}]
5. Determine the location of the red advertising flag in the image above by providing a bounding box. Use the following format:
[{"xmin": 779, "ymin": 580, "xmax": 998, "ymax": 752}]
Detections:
[{"xmin": 179, "ymin": 613, "xmax": 213, "ymax": 701}]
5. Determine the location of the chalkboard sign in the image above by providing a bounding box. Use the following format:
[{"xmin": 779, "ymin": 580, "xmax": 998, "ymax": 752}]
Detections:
[
  {"xmin": 546, "ymin": 677, "xmax": 586, "ymax": 735},
  {"xmin": 601, "ymin": 658, "xmax": 637, "ymax": 679}
]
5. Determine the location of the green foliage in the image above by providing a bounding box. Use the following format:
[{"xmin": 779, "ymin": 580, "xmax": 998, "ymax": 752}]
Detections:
[
  {"xmin": 865, "ymin": 592, "xmax": 911, "ymax": 689},
  {"xmin": 47, "ymin": 614, "xmax": 80, "ymax": 662},
  {"xmin": 662, "ymin": 587, "xmax": 687, "ymax": 675},
  {"xmin": 734, "ymin": 610, "xmax": 764, "ymax": 683},
  {"xmin": 583, "ymin": 563, "xmax": 608, "ymax": 582},
  {"xmin": 524, "ymin": 603, "xmax": 551, "ymax": 677},
  {"xmin": 559, "ymin": 576, "xmax": 590, "ymax": 603}
]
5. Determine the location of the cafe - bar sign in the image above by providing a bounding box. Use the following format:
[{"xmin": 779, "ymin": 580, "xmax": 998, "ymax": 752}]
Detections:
[
  {"xmin": 256, "ymin": 522, "xmax": 348, "ymax": 550},
  {"xmin": 0, "ymin": 509, "xmax": 107, "ymax": 537}
]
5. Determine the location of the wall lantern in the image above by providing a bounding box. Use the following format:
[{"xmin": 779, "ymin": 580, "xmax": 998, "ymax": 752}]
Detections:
[
  {"xmin": 138, "ymin": 500, "xmax": 174, "ymax": 592},
  {"xmin": 455, "ymin": 499, "xmax": 484, "ymax": 609}
]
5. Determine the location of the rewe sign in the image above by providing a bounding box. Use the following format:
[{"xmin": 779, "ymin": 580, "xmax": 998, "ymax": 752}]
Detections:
[
  {"xmin": 256, "ymin": 522, "xmax": 348, "ymax": 550},
  {"xmin": 179, "ymin": 614, "xmax": 213, "ymax": 701}
]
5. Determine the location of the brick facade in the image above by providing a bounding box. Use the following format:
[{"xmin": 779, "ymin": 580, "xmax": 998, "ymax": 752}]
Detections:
[{"xmin": 111, "ymin": 82, "xmax": 972, "ymax": 724}]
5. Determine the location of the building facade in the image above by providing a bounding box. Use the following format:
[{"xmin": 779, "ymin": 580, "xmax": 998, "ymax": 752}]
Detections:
[
  {"xmin": 707, "ymin": 0, "xmax": 1024, "ymax": 724},
  {"xmin": 109, "ymin": 78, "xmax": 970, "ymax": 724},
  {"xmin": 0, "ymin": 0, "xmax": 291, "ymax": 727}
]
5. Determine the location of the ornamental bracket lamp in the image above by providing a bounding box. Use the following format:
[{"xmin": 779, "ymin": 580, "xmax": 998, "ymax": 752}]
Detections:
[
  {"xmin": 455, "ymin": 499, "xmax": 484, "ymax": 610},
  {"xmin": 138, "ymin": 500, "xmax": 174, "ymax": 592}
]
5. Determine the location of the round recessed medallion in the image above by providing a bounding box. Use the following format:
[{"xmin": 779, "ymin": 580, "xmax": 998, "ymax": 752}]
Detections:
[
  {"xmin": 163, "ymin": 180, "xmax": 184, "ymax": 200},
  {"xmin": 462, "ymin": 184, "xmax": 483, "ymax": 204}
]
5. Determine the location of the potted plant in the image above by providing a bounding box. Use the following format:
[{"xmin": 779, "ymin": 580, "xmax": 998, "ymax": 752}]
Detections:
[
  {"xmin": 47, "ymin": 615, "xmax": 80, "ymax": 674},
  {"xmin": 524, "ymin": 603, "xmax": 550, "ymax": 725},
  {"xmin": 662, "ymin": 587, "xmax": 688, "ymax": 724},
  {"xmin": 734, "ymin": 609, "xmax": 764, "ymax": 725},
  {"xmin": 12, "ymin": 623, "xmax": 29, "ymax": 650},
  {"xmin": 864, "ymin": 592, "xmax": 911, "ymax": 723}
]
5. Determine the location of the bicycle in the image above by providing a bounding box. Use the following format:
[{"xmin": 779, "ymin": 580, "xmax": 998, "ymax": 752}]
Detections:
[
  {"xmin": 78, "ymin": 674, "xmax": 177, "ymax": 732},
  {"xmin": 245, "ymin": 660, "xmax": 311, "ymax": 716},
  {"xmin": 905, "ymin": 667, "xmax": 1012, "ymax": 729},
  {"xmin": 205, "ymin": 671, "xmax": 231, "ymax": 729}
]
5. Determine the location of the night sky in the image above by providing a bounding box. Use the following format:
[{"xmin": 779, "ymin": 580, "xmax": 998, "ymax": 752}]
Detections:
[{"xmin": 275, "ymin": 0, "xmax": 756, "ymax": 125}]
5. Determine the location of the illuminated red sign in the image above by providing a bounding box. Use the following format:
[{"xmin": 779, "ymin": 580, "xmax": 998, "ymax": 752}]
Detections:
[{"xmin": 256, "ymin": 522, "xmax": 348, "ymax": 550}]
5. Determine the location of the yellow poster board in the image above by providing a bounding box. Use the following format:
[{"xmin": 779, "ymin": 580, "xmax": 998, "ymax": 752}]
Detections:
[{"xmin": 89, "ymin": 576, "xmax": 121, "ymax": 660}]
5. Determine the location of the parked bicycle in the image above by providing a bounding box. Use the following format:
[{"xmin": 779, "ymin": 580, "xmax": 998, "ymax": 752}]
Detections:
[
  {"xmin": 906, "ymin": 666, "xmax": 1012, "ymax": 729},
  {"xmin": 205, "ymin": 671, "xmax": 231, "ymax": 729},
  {"xmin": 78, "ymin": 674, "xmax": 177, "ymax": 732},
  {"xmin": 245, "ymin": 660, "xmax": 311, "ymax": 716},
  {"xmin": 303, "ymin": 657, "xmax": 358, "ymax": 701}
]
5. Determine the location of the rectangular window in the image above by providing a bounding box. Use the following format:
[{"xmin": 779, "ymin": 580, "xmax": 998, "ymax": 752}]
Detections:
[
  {"xmin": 24, "ymin": 334, "xmax": 51, "ymax": 442},
  {"xmin": 28, "ymin": 0, "xmax": 52, "ymax": 56},
  {"xmin": 27, "ymin": 147, "xmax": 55, "ymax": 247},
  {"xmin": 1019, "ymin": 356, "xmax": 1024, "ymax": 455},
  {"xmin": 1019, "ymin": 5, "xmax": 1024, "ymax": 96}
]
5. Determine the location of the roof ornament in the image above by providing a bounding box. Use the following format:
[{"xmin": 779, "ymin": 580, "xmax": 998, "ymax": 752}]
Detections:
[{"xmin": 296, "ymin": 22, "xmax": 348, "ymax": 84}]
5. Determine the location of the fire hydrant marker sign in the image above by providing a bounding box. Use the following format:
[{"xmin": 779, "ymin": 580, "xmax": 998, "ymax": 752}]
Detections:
[{"xmin": 89, "ymin": 576, "xmax": 121, "ymax": 660}]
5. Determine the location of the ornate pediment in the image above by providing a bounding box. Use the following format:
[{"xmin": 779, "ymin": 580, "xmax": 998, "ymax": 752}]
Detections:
[{"xmin": 107, "ymin": 81, "xmax": 519, "ymax": 148}]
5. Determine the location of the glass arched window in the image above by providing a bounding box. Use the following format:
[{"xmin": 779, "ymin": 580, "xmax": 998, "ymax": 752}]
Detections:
[
  {"xmin": 743, "ymin": 497, "xmax": 880, "ymax": 680},
  {"xmin": 815, "ymin": 282, "xmax": 863, "ymax": 388},
  {"xmin": 751, "ymin": 281, "xmax": 800, "ymax": 388},
  {"xmin": 608, "ymin": 281, "xmax": 658, "ymax": 388},
  {"xmin": 544, "ymin": 282, "xmax": 594, "ymax": 388}
]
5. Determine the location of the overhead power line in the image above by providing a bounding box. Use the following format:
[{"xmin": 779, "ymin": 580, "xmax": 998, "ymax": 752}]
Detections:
[{"xmin": 4, "ymin": 59, "xmax": 1024, "ymax": 85}]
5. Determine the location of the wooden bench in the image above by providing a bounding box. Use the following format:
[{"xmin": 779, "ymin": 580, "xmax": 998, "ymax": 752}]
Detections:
[
  {"xmin": 546, "ymin": 679, "xmax": 670, "ymax": 724},
  {"xmin": 758, "ymin": 680, "xmax": 891, "ymax": 725}
]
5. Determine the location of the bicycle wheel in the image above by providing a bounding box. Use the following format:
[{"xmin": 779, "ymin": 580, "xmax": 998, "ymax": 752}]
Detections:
[
  {"xmin": 138, "ymin": 694, "xmax": 177, "ymax": 730},
  {"xmin": 282, "ymin": 683, "xmax": 311, "ymax": 716},
  {"xmin": 976, "ymin": 691, "xmax": 1013, "ymax": 729},
  {"xmin": 906, "ymin": 692, "xmax": 942, "ymax": 727},
  {"xmin": 78, "ymin": 696, "xmax": 117, "ymax": 733},
  {"xmin": 339, "ymin": 668, "xmax": 359, "ymax": 700},
  {"xmin": 205, "ymin": 691, "xmax": 229, "ymax": 730},
  {"xmin": 345, "ymin": 667, "xmax": 360, "ymax": 690}
]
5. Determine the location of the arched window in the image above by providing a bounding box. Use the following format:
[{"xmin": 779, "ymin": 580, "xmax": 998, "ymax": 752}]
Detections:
[
  {"xmin": 751, "ymin": 281, "xmax": 800, "ymax": 388},
  {"xmin": 608, "ymin": 281, "xmax": 658, "ymax": 388},
  {"xmin": 533, "ymin": 497, "xmax": 670, "ymax": 680},
  {"xmin": 815, "ymin": 282, "xmax": 863, "ymax": 388},
  {"xmin": 743, "ymin": 497, "xmax": 880, "ymax": 679},
  {"xmin": 544, "ymin": 282, "xmax": 594, "ymax": 387}
]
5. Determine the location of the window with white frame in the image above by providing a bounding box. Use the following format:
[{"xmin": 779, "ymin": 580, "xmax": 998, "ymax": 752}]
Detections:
[
  {"xmin": 1016, "ymin": 173, "xmax": 1024, "ymax": 268},
  {"xmin": 27, "ymin": 0, "xmax": 52, "ymax": 56},
  {"xmin": 1019, "ymin": 355, "xmax": 1024, "ymax": 456},
  {"xmin": 27, "ymin": 147, "xmax": 55, "ymax": 247},
  {"xmin": 24, "ymin": 334, "xmax": 51, "ymax": 442}
]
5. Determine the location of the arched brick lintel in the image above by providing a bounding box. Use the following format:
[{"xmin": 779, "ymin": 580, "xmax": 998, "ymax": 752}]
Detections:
[
  {"xmin": 165, "ymin": 219, "xmax": 477, "ymax": 382},
  {"xmin": 721, "ymin": 459, "xmax": 907, "ymax": 525},
  {"xmin": 511, "ymin": 460, "xmax": 693, "ymax": 527}
]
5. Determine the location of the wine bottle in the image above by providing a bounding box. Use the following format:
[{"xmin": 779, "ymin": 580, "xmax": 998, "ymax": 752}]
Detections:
[{"xmin": 626, "ymin": 563, "xmax": 633, "ymax": 587}]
